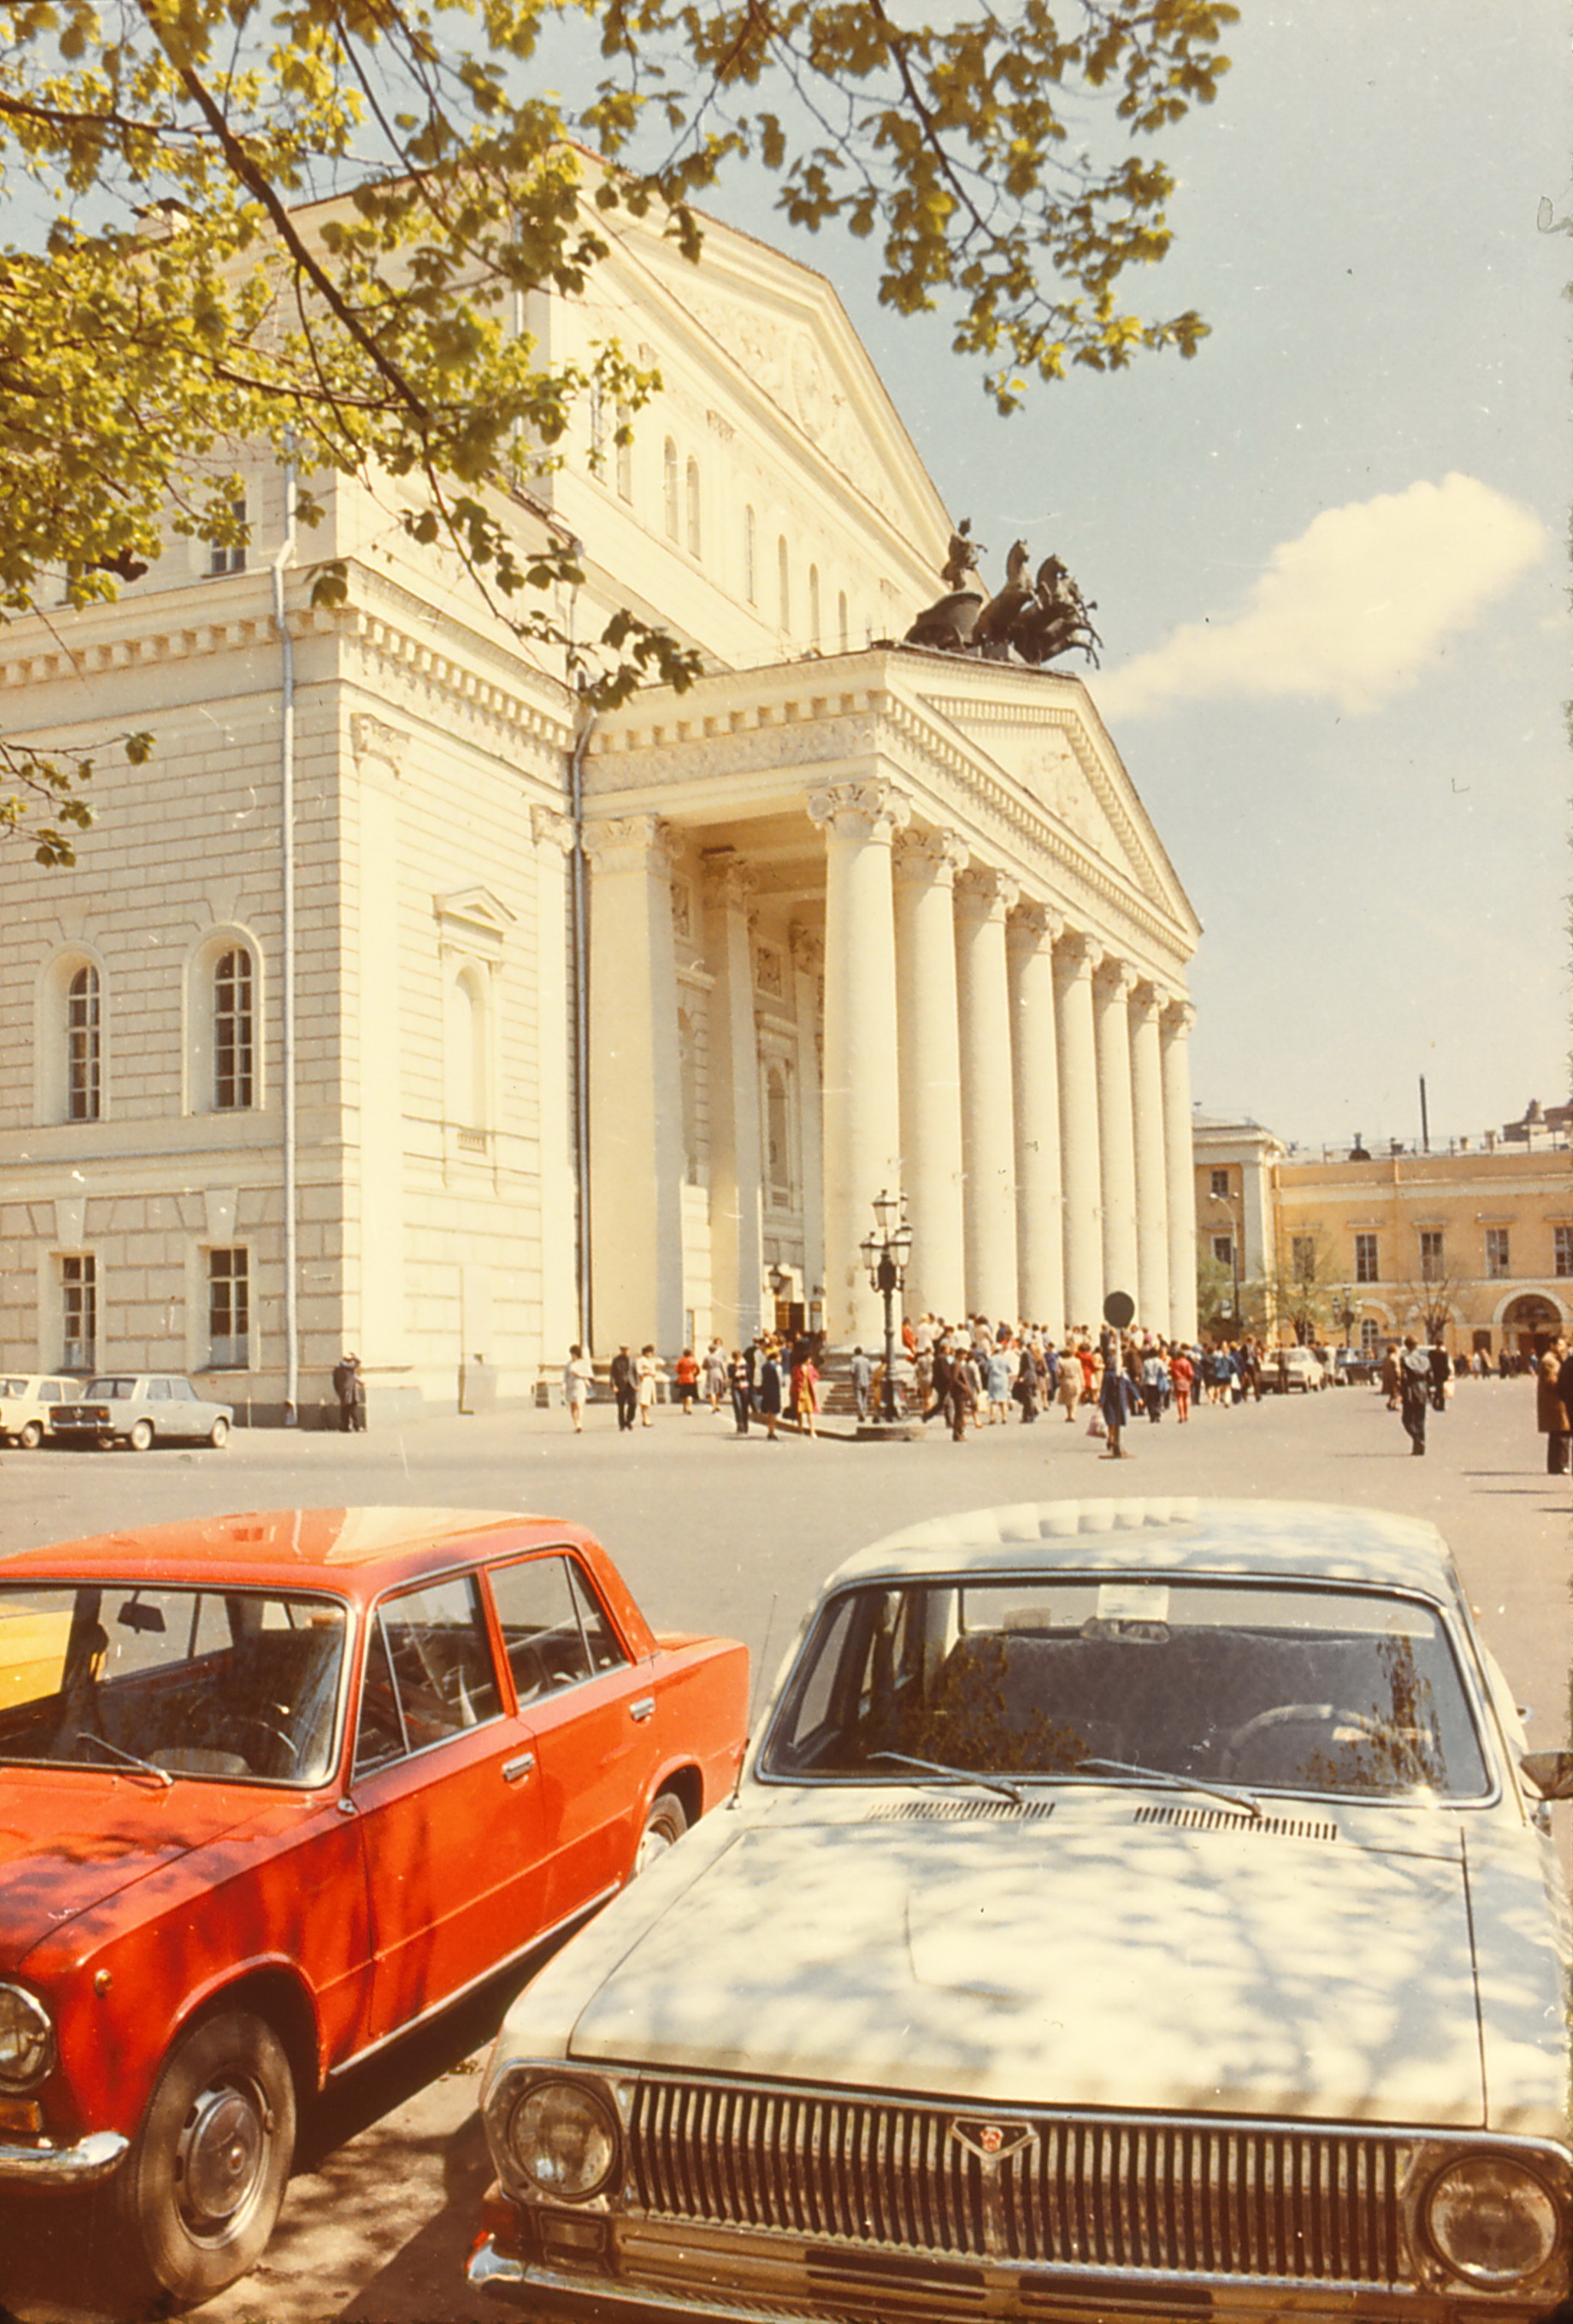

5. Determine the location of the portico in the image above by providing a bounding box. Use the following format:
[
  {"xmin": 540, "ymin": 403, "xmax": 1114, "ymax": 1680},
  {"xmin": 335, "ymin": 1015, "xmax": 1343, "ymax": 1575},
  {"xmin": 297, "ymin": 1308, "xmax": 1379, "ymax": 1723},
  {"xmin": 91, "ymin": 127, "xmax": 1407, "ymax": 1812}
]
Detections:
[{"xmin": 581, "ymin": 648, "xmax": 1201, "ymax": 1355}]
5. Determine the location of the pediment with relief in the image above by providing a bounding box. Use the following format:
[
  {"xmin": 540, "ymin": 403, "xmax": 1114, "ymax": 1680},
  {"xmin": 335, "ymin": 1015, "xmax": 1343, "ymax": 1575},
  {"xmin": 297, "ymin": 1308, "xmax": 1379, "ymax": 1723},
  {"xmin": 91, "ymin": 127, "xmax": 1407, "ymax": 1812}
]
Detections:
[{"xmin": 911, "ymin": 687, "xmax": 1194, "ymax": 933}]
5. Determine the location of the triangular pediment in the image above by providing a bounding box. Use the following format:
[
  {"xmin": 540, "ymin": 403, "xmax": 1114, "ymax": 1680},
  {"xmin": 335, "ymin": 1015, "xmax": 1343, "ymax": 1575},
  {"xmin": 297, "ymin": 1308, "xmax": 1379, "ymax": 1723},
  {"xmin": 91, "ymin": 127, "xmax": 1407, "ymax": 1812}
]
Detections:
[
  {"xmin": 904, "ymin": 673, "xmax": 1200, "ymax": 939},
  {"xmin": 433, "ymin": 886, "xmax": 516, "ymax": 948},
  {"xmin": 610, "ymin": 210, "xmax": 949, "ymax": 558}
]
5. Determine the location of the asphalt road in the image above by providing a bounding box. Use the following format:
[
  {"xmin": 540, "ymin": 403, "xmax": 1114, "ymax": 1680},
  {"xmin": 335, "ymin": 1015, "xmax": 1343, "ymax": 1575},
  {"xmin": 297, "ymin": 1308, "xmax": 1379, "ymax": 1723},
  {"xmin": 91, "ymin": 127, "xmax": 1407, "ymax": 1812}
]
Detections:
[{"xmin": 2, "ymin": 1374, "xmax": 1568, "ymax": 2324}]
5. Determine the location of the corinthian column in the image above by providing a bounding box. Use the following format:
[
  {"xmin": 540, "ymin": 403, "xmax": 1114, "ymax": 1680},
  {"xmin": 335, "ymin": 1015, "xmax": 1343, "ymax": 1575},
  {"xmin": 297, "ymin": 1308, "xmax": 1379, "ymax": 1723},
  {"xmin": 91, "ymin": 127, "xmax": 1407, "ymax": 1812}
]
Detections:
[
  {"xmin": 790, "ymin": 925, "xmax": 825, "ymax": 1321},
  {"xmin": 806, "ymin": 780, "xmax": 910, "ymax": 1344},
  {"xmin": 892, "ymin": 827, "xmax": 968, "ymax": 1323},
  {"xmin": 702, "ymin": 855, "xmax": 764, "ymax": 1348},
  {"xmin": 1161, "ymin": 999, "xmax": 1199, "ymax": 1341},
  {"xmin": 1054, "ymin": 932, "xmax": 1103, "ymax": 1332},
  {"xmin": 953, "ymin": 865, "xmax": 1020, "ymax": 1325},
  {"xmin": 531, "ymin": 805, "xmax": 578, "ymax": 1356},
  {"xmin": 1008, "ymin": 901, "xmax": 1065, "ymax": 1331},
  {"xmin": 1129, "ymin": 981, "xmax": 1172, "ymax": 1336},
  {"xmin": 584, "ymin": 813, "xmax": 686, "ymax": 1352},
  {"xmin": 1092, "ymin": 959, "xmax": 1140, "ymax": 1312}
]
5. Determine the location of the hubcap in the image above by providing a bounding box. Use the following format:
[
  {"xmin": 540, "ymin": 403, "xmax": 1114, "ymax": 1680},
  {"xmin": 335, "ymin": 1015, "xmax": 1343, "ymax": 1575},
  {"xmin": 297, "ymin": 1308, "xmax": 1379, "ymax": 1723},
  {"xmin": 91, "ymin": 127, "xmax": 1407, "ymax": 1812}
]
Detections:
[{"xmin": 176, "ymin": 2083, "xmax": 267, "ymax": 2230}]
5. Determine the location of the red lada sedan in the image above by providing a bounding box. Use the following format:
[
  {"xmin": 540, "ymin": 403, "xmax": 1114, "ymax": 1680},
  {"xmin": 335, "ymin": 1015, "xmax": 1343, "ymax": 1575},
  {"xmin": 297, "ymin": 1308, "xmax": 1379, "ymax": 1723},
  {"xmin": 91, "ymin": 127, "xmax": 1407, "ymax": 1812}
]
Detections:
[{"xmin": 0, "ymin": 1508, "xmax": 747, "ymax": 2314}]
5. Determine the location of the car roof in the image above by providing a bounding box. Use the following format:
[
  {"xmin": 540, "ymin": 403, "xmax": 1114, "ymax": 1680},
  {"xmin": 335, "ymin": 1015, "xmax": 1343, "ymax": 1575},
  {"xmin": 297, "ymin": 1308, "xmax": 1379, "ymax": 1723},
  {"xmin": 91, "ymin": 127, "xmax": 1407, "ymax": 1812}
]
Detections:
[
  {"xmin": 0, "ymin": 1508, "xmax": 597, "ymax": 1601},
  {"xmin": 820, "ymin": 1498, "xmax": 1464, "ymax": 1606}
]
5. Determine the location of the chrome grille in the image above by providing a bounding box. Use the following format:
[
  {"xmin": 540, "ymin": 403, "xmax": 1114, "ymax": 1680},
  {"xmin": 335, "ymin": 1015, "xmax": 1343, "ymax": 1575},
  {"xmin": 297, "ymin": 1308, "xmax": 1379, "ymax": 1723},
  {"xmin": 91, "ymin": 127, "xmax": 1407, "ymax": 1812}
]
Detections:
[{"xmin": 628, "ymin": 2081, "xmax": 1404, "ymax": 2288}]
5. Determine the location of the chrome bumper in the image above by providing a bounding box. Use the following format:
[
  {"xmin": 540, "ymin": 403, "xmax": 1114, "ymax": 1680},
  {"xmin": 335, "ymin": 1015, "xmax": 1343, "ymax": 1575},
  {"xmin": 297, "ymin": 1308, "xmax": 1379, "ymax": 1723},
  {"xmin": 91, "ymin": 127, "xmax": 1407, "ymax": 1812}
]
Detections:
[
  {"xmin": 467, "ymin": 2240, "xmax": 817, "ymax": 2318},
  {"xmin": 0, "ymin": 2129, "xmax": 129, "ymax": 2188}
]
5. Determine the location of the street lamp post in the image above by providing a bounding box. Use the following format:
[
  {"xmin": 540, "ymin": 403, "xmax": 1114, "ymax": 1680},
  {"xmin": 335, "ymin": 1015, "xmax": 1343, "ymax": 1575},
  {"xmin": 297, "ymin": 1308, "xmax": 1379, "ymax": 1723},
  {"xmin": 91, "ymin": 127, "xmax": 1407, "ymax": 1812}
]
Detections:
[
  {"xmin": 859, "ymin": 1189, "xmax": 914, "ymax": 1424},
  {"xmin": 1207, "ymin": 1190, "xmax": 1243, "ymax": 1336}
]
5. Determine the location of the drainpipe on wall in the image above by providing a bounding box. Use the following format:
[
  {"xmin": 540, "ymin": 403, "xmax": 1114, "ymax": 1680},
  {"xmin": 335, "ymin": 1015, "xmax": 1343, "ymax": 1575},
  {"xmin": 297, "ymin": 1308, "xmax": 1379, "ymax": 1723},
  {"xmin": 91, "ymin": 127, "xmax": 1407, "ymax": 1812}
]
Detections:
[
  {"xmin": 271, "ymin": 449, "xmax": 300, "ymax": 1422},
  {"xmin": 569, "ymin": 677, "xmax": 596, "ymax": 1354}
]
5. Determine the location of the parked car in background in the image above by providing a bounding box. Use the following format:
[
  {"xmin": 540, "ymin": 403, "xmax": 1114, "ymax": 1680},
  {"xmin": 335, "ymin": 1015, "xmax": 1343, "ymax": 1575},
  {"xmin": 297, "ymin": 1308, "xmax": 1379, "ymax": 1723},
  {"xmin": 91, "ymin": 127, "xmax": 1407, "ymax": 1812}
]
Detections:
[
  {"xmin": 1258, "ymin": 1344, "xmax": 1327, "ymax": 1393},
  {"xmin": 472, "ymin": 1496, "xmax": 1572, "ymax": 2324},
  {"xmin": 1334, "ymin": 1346, "xmax": 1380, "ymax": 1385},
  {"xmin": 0, "ymin": 1508, "xmax": 747, "ymax": 2315},
  {"xmin": 47, "ymin": 1374, "xmax": 233, "ymax": 1451},
  {"xmin": 0, "ymin": 1376, "xmax": 78, "ymax": 1449}
]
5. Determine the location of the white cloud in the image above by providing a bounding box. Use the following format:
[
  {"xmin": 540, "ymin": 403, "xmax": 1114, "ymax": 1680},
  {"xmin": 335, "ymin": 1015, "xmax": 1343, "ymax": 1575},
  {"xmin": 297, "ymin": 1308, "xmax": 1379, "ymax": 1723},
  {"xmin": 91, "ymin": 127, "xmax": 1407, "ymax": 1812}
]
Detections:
[{"xmin": 1096, "ymin": 474, "xmax": 1547, "ymax": 720}]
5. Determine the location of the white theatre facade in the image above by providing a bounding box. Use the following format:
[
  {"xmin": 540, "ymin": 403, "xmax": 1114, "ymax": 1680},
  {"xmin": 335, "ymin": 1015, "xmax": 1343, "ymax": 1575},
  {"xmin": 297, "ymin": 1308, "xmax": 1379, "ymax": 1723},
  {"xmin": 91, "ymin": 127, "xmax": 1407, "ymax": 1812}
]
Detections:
[{"xmin": 0, "ymin": 197, "xmax": 1200, "ymax": 1420}]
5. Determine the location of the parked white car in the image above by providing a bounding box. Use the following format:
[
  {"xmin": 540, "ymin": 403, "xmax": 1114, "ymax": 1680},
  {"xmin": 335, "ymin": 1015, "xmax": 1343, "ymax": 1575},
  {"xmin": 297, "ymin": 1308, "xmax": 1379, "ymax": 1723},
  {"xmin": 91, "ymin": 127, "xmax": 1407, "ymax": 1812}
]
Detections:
[
  {"xmin": 0, "ymin": 1375, "xmax": 78, "ymax": 1449},
  {"xmin": 472, "ymin": 1498, "xmax": 1572, "ymax": 2324},
  {"xmin": 1260, "ymin": 1344, "xmax": 1328, "ymax": 1392},
  {"xmin": 49, "ymin": 1374, "xmax": 233, "ymax": 1451}
]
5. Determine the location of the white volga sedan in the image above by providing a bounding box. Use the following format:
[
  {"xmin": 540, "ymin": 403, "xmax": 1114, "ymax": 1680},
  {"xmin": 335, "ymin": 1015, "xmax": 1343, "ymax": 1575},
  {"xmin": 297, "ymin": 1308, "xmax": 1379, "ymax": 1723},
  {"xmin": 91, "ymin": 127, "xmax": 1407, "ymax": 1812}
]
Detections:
[{"xmin": 470, "ymin": 1498, "xmax": 1573, "ymax": 2324}]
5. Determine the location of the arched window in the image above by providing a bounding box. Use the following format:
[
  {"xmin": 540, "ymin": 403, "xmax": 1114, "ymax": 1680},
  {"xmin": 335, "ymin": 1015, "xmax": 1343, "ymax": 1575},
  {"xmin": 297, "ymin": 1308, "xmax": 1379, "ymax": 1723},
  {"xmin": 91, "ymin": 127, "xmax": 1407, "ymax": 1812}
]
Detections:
[
  {"xmin": 663, "ymin": 439, "xmax": 680, "ymax": 538},
  {"xmin": 214, "ymin": 948, "xmax": 254, "ymax": 1109},
  {"xmin": 807, "ymin": 564, "xmax": 821, "ymax": 649},
  {"xmin": 67, "ymin": 964, "xmax": 101, "ymax": 1121},
  {"xmin": 838, "ymin": 591, "xmax": 849, "ymax": 653},
  {"xmin": 743, "ymin": 505, "xmax": 757, "ymax": 602},
  {"xmin": 615, "ymin": 406, "xmax": 633, "ymax": 500},
  {"xmin": 685, "ymin": 457, "xmax": 701, "ymax": 557},
  {"xmin": 777, "ymin": 535, "xmax": 790, "ymax": 634}
]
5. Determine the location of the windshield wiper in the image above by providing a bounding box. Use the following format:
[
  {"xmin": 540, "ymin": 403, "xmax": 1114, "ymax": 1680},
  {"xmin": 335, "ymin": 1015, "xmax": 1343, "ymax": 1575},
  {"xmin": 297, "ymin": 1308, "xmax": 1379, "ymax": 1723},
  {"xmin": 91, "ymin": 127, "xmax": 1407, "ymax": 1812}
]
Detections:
[
  {"xmin": 74, "ymin": 1732, "xmax": 174, "ymax": 1789},
  {"xmin": 1076, "ymin": 1757, "xmax": 1261, "ymax": 1820},
  {"xmin": 868, "ymin": 1750, "xmax": 1025, "ymax": 1806}
]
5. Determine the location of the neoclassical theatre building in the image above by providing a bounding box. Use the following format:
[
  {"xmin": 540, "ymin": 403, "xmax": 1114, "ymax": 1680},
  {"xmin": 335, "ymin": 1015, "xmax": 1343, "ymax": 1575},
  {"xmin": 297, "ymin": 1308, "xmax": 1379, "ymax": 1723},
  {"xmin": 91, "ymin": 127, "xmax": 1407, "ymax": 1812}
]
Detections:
[{"xmin": 0, "ymin": 197, "xmax": 1200, "ymax": 1421}]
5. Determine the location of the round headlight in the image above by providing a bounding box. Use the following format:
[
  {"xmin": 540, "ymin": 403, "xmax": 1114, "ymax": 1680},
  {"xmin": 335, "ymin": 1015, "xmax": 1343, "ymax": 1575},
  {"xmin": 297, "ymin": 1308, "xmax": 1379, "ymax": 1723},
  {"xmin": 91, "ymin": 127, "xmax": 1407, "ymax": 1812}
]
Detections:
[
  {"xmin": 507, "ymin": 2078, "xmax": 619, "ymax": 2201},
  {"xmin": 0, "ymin": 1985, "xmax": 55, "ymax": 2092},
  {"xmin": 1426, "ymin": 2155, "xmax": 1561, "ymax": 2286}
]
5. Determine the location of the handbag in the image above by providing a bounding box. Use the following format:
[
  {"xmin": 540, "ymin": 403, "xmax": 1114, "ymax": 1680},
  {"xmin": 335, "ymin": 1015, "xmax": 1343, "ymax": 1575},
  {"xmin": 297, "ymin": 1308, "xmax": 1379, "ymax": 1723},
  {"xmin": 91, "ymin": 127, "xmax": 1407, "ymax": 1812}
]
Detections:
[{"xmin": 1087, "ymin": 1414, "xmax": 1106, "ymax": 1437}]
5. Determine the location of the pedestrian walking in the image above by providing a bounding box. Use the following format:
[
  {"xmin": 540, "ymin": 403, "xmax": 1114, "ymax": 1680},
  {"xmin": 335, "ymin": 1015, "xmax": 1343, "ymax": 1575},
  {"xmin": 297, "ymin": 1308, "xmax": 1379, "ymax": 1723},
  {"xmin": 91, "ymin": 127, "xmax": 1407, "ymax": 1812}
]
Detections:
[
  {"xmin": 1537, "ymin": 1337, "xmax": 1570, "ymax": 1475},
  {"xmin": 703, "ymin": 1339, "xmax": 729, "ymax": 1413},
  {"xmin": 791, "ymin": 1346, "xmax": 820, "ymax": 1438},
  {"xmin": 674, "ymin": 1348, "xmax": 700, "ymax": 1415},
  {"xmin": 1397, "ymin": 1337, "xmax": 1430, "ymax": 1455},
  {"xmin": 563, "ymin": 1343, "xmax": 593, "ymax": 1432},
  {"xmin": 729, "ymin": 1349, "xmax": 752, "ymax": 1435},
  {"xmin": 636, "ymin": 1344, "xmax": 661, "ymax": 1426},
  {"xmin": 850, "ymin": 1346, "xmax": 873, "ymax": 1422},
  {"xmin": 610, "ymin": 1346, "xmax": 637, "ymax": 1432},
  {"xmin": 757, "ymin": 1343, "xmax": 785, "ymax": 1441},
  {"xmin": 332, "ymin": 1352, "xmax": 359, "ymax": 1432},
  {"xmin": 1098, "ymin": 1360, "xmax": 1141, "ymax": 1458},
  {"xmin": 1171, "ymin": 1346, "xmax": 1194, "ymax": 1423},
  {"xmin": 986, "ymin": 1345, "xmax": 1014, "ymax": 1424},
  {"xmin": 1141, "ymin": 1348, "xmax": 1168, "ymax": 1425}
]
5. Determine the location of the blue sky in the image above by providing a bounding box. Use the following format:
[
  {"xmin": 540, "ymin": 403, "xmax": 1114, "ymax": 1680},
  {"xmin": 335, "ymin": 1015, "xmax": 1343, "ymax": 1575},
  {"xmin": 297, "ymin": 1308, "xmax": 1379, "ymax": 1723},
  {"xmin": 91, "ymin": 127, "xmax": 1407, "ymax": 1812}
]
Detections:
[{"xmin": 696, "ymin": 1, "xmax": 1571, "ymax": 1153}]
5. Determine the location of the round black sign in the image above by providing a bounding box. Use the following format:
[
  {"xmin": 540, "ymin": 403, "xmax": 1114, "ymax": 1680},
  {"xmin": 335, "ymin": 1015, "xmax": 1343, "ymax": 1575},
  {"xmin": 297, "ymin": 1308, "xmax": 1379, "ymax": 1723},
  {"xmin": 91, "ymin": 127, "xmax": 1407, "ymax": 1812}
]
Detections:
[{"xmin": 1102, "ymin": 1289, "xmax": 1136, "ymax": 1329}]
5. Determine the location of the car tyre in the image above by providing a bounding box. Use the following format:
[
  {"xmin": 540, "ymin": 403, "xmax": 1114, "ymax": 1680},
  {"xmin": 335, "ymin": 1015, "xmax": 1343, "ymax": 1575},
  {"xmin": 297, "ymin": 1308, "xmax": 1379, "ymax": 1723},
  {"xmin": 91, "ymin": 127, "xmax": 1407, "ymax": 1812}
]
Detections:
[
  {"xmin": 209, "ymin": 1417, "xmax": 230, "ymax": 1449},
  {"xmin": 635, "ymin": 1789, "xmax": 690, "ymax": 1875},
  {"xmin": 18, "ymin": 1421, "xmax": 42, "ymax": 1450},
  {"xmin": 108, "ymin": 2008, "xmax": 296, "ymax": 2312},
  {"xmin": 127, "ymin": 1419, "xmax": 154, "ymax": 1453}
]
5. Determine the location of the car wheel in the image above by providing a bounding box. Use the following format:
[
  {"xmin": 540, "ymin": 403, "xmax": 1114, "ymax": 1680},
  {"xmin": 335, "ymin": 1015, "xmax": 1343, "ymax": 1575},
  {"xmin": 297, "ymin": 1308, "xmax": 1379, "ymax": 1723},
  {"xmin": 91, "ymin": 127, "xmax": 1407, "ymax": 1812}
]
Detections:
[
  {"xmin": 635, "ymin": 1789, "xmax": 690, "ymax": 1875},
  {"xmin": 127, "ymin": 1419, "xmax": 154, "ymax": 1453},
  {"xmin": 108, "ymin": 2009, "xmax": 296, "ymax": 2311},
  {"xmin": 209, "ymin": 1417, "xmax": 230, "ymax": 1449},
  {"xmin": 18, "ymin": 1422, "xmax": 42, "ymax": 1450}
]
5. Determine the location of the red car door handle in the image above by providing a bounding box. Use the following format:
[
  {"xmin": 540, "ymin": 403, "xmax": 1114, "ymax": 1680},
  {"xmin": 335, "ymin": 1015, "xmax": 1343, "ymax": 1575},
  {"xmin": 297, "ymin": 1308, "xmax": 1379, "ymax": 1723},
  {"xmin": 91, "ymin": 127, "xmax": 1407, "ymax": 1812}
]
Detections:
[
  {"xmin": 501, "ymin": 1752, "xmax": 536, "ymax": 1783},
  {"xmin": 629, "ymin": 1697, "xmax": 656, "ymax": 1723}
]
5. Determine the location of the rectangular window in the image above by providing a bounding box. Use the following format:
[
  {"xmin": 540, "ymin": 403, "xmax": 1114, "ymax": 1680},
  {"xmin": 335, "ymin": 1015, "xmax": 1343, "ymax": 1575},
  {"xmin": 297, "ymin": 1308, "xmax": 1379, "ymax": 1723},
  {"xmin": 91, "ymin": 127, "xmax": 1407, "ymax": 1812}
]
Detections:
[
  {"xmin": 208, "ymin": 1249, "xmax": 250, "ymax": 1369},
  {"xmin": 208, "ymin": 492, "xmax": 247, "ymax": 575},
  {"xmin": 1555, "ymin": 1225, "xmax": 1573, "ymax": 1278},
  {"xmin": 61, "ymin": 1254, "xmax": 96, "ymax": 1372},
  {"xmin": 1290, "ymin": 1235, "xmax": 1316, "ymax": 1285},
  {"xmin": 1485, "ymin": 1227, "xmax": 1510, "ymax": 1280},
  {"xmin": 1210, "ymin": 1168, "xmax": 1230, "ymax": 1198},
  {"xmin": 1358, "ymin": 1316, "xmax": 1382, "ymax": 1356},
  {"xmin": 214, "ymin": 948, "xmax": 253, "ymax": 1109},
  {"xmin": 1419, "ymin": 1229, "xmax": 1444, "ymax": 1281},
  {"xmin": 1211, "ymin": 1234, "xmax": 1234, "ymax": 1269},
  {"xmin": 1354, "ymin": 1233, "xmax": 1379, "ymax": 1284}
]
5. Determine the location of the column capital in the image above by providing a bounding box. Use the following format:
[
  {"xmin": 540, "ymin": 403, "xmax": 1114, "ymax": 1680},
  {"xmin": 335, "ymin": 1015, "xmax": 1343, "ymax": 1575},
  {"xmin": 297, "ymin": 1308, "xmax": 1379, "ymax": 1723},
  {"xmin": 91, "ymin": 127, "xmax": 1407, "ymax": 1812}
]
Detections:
[
  {"xmin": 892, "ymin": 825, "xmax": 969, "ymax": 887},
  {"xmin": 807, "ymin": 779, "xmax": 912, "ymax": 846},
  {"xmin": 529, "ymin": 805, "xmax": 574, "ymax": 855},
  {"xmin": 1094, "ymin": 958, "xmax": 1138, "ymax": 1005},
  {"xmin": 789, "ymin": 922, "xmax": 824, "ymax": 976},
  {"xmin": 1055, "ymin": 929, "xmax": 1104, "ymax": 982},
  {"xmin": 583, "ymin": 812, "xmax": 682, "ymax": 878},
  {"xmin": 700, "ymin": 852, "xmax": 759, "ymax": 912},
  {"xmin": 1161, "ymin": 998, "xmax": 1197, "ymax": 1038},
  {"xmin": 1128, "ymin": 978, "xmax": 1166, "ymax": 1024},
  {"xmin": 1007, "ymin": 897, "xmax": 1066, "ymax": 952},
  {"xmin": 954, "ymin": 864, "xmax": 1020, "ymax": 922}
]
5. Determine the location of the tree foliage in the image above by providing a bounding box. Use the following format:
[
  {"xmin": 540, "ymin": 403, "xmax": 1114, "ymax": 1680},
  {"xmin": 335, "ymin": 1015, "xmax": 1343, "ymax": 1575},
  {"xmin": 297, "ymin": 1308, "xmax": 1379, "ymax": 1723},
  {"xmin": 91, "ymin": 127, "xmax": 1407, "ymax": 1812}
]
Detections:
[{"xmin": 1, "ymin": 0, "xmax": 1237, "ymax": 856}]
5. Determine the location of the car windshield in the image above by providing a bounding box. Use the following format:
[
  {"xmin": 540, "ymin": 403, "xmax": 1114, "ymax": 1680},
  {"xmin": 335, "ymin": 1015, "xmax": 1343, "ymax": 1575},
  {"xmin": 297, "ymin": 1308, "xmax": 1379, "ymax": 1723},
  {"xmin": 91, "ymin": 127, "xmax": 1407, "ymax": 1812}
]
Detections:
[
  {"xmin": 0, "ymin": 1584, "xmax": 348, "ymax": 1784},
  {"xmin": 83, "ymin": 1378, "xmax": 135, "ymax": 1399},
  {"xmin": 762, "ymin": 1577, "xmax": 1489, "ymax": 1802}
]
